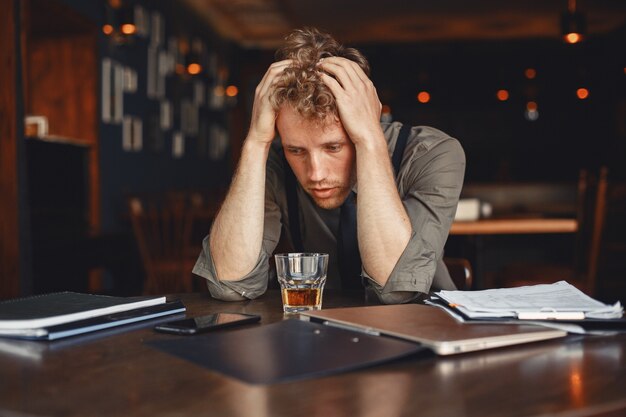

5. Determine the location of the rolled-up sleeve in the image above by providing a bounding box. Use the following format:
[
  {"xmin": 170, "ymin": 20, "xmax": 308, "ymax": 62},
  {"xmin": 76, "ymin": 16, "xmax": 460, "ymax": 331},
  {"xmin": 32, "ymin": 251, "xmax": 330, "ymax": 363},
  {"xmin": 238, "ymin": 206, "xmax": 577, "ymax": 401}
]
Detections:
[
  {"xmin": 363, "ymin": 130, "xmax": 465, "ymax": 303},
  {"xmin": 192, "ymin": 236, "xmax": 270, "ymax": 301},
  {"xmin": 192, "ymin": 147, "xmax": 285, "ymax": 301}
]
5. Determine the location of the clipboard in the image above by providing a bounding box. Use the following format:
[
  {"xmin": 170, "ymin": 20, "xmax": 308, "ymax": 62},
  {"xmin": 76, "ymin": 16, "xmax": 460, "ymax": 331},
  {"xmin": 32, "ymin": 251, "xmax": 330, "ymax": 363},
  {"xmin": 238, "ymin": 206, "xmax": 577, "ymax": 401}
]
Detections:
[{"xmin": 147, "ymin": 319, "xmax": 429, "ymax": 384}]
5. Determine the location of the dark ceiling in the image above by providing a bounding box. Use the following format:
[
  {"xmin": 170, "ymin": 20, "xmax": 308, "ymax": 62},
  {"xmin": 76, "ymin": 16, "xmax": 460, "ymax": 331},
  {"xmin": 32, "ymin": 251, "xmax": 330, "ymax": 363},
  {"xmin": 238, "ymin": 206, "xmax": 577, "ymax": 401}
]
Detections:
[{"xmin": 180, "ymin": 0, "xmax": 626, "ymax": 48}]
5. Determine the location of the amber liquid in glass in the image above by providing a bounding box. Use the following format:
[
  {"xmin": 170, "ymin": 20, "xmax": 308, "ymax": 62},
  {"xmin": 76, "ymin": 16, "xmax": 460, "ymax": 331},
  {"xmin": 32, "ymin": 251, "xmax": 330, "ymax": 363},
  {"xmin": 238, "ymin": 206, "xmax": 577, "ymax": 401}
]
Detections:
[{"xmin": 281, "ymin": 288, "xmax": 322, "ymax": 312}]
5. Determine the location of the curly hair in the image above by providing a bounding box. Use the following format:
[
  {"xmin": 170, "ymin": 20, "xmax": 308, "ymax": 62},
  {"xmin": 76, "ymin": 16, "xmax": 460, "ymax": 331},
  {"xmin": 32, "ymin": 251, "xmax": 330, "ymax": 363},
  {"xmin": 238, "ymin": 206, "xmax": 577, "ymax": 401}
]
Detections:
[{"xmin": 270, "ymin": 27, "xmax": 370, "ymax": 122}]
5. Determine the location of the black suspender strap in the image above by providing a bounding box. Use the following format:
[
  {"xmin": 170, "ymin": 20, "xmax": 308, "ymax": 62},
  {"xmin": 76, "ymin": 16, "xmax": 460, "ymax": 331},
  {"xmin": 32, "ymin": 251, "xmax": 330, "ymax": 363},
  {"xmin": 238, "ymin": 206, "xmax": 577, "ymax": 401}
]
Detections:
[
  {"xmin": 282, "ymin": 123, "xmax": 412, "ymax": 287},
  {"xmin": 392, "ymin": 124, "xmax": 411, "ymax": 174},
  {"xmin": 283, "ymin": 152, "xmax": 304, "ymax": 252},
  {"xmin": 338, "ymin": 190, "xmax": 361, "ymax": 288}
]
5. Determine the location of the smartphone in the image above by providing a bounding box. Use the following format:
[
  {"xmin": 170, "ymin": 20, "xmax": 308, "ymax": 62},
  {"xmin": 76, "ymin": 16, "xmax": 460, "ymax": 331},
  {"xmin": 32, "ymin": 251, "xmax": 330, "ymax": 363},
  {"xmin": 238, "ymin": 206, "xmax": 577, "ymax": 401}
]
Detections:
[{"xmin": 154, "ymin": 312, "xmax": 260, "ymax": 335}]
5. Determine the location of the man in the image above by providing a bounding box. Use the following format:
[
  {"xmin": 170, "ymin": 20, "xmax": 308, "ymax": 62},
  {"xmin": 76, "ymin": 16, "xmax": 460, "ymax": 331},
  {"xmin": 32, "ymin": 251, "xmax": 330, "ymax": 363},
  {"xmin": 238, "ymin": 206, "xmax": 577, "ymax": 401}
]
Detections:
[{"xmin": 193, "ymin": 28, "xmax": 465, "ymax": 304}]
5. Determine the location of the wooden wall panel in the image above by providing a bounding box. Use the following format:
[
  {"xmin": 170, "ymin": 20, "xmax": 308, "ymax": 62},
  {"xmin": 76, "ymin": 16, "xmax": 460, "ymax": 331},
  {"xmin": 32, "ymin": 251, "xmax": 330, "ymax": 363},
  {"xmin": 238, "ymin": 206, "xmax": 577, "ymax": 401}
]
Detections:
[
  {"xmin": 24, "ymin": 1, "xmax": 101, "ymax": 236},
  {"xmin": 0, "ymin": 0, "xmax": 21, "ymax": 299},
  {"xmin": 26, "ymin": 34, "xmax": 100, "ymax": 233},
  {"xmin": 26, "ymin": 36, "xmax": 97, "ymax": 143}
]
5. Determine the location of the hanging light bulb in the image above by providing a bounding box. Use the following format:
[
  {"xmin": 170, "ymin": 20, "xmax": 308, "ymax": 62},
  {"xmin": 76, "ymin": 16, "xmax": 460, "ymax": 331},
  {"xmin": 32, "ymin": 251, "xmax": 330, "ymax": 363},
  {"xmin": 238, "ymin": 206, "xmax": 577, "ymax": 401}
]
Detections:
[
  {"xmin": 417, "ymin": 91, "xmax": 430, "ymax": 104},
  {"xmin": 561, "ymin": 0, "xmax": 586, "ymax": 44},
  {"xmin": 186, "ymin": 39, "xmax": 204, "ymax": 76},
  {"xmin": 103, "ymin": 0, "xmax": 136, "ymax": 45},
  {"xmin": 119, "ymin": 5, "xmax": 136, "ymax": 36}
]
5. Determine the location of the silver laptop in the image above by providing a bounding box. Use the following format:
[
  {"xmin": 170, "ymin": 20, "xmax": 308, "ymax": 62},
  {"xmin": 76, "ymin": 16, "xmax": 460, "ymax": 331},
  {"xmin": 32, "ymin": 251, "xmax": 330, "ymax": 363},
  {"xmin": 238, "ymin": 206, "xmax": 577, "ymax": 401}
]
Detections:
[{"xmin": 300, "ymin": 304, "xmax": 566, "ymax": 355}]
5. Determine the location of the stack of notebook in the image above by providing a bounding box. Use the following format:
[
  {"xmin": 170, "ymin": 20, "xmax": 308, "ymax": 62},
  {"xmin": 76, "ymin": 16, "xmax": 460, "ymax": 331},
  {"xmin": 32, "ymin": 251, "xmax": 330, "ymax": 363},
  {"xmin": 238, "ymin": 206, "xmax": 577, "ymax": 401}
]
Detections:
[{"xmin": 0, "ymin": 292, "xmax": 185, "ymax": 340}]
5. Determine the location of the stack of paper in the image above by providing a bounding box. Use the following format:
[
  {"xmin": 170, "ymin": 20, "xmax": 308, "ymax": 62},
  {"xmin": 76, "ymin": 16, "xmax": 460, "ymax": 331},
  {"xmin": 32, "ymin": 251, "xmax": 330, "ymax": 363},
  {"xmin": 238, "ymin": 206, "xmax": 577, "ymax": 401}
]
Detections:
[
  {"xmin": 0, "ymin": 292, "xmax": 185, "ymax": 340},
  {"xmin": 433, "ymin": 281, "xmax": 623, "ymax": 320}
]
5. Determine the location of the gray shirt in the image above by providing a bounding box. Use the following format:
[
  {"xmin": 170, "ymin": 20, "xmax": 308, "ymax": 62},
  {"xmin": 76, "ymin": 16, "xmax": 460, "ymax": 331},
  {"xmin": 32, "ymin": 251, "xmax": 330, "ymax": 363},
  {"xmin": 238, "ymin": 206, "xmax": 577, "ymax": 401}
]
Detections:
[{"xmin": 193, "ymin": 122, "xmax": 466, "ymax": 304}]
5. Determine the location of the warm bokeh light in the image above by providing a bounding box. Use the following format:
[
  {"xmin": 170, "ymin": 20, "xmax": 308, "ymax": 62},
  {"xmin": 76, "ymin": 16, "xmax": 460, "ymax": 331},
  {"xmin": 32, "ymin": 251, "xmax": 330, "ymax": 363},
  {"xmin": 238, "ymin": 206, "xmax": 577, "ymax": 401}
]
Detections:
[
  {"xmin": 121, "ymin": 24, "xmax": 136, "ymax": 35},
  {"xmin": 380, "ymin": 104, "xmax": 393, "ymax": 122},
  {"xmin": 525, "ymin": 68, "xmax": 537, "ymax": 79},
  {"xmin": 525, "ymin": 101, "xmax": 539, "ymax": 121},
  {"xmin": 214, "ymin": 86, "xmax": 225, "ymax": 97},
  {"xmin": 417, "ymin": 91, "xmax": 430, "ymax": 103},
  {"xmin": 102, "ymin": 24, "xmax": 114, "ymax": 35},
  {"xmin": 576, "ymin": 88, "xmax": 589, "ymax": 99},
  {"xmin": 496, "ymin": 89, "xmax": 509, "ymax": 101},
  {"xmin": 525, "ymin": 109, "xmax": 539, "ymax": 121},
  {"xmin": 569, "ymin": 371, "xmax": 584, "ymax": 407},
  {"xmin": 565, "ymin": 33, "xmax": 582, "ymax": 44},
  {"xmin": 187, "ymin": 63, "xmax": 202, "ymax": 75},
  {"xmin": 225, "ymin": 85, "xmax": 239, "ymax": 97}
]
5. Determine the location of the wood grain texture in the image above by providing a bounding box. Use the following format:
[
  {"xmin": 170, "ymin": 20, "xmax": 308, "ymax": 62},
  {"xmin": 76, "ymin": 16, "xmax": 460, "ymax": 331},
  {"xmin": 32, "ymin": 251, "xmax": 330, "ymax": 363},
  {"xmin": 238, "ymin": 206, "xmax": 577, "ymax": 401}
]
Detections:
[
  {"xmin": 0, "ymin": 0, "xmax": 21, "ymax": 299},
  {"xmin": 23, "ymin": 0, "xmax": 101, "ymax": 244},
  {"xmin": 25, "ymin": 32, "xmax": 100, "ymax": 234},
  {"xmin": 450, "ymin": 218, "xmax": 578, "ymax": 235},
  {"xmin": 0, "ymin": 291, "xmax": 625, "ymax": 417}
]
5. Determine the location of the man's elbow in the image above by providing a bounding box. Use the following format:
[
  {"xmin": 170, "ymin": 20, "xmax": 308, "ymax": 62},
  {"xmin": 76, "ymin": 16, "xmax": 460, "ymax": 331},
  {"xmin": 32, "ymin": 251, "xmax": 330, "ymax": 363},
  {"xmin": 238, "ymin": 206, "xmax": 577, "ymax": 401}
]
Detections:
[
  {"xmin": 375, "ymin": 290, "xmax": 424, "ymax": 305},
  {"xmin": 205, "ymin": 280, "xmax": 266, "ymax": 302}
]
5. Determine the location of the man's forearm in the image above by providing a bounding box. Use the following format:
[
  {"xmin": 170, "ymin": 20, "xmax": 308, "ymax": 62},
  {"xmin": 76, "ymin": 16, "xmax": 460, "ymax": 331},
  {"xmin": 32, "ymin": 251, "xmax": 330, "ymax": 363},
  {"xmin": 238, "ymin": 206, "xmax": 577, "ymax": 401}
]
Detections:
[
  {"xmin": 316, "ymin": 57, "xmax": 411, "ymax": 286},
  {"xmin": 356, "ymin": 138, "xmax": 412, "ymax": 286},
  {"xmin": 210, "ymin": 139, "xmax": 271, "ymax": 281}
]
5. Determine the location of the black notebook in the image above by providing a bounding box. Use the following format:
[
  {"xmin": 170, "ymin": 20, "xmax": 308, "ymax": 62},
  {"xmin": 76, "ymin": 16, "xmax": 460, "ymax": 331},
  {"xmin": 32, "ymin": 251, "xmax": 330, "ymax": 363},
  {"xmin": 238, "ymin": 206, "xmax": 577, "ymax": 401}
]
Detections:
[
  {"xmin": 0, "ymin": 310, "xmax": 187, "ymax": 360},
  {"xmin": 15, "ymin": 301, "xmax": 187, "ymax": 340},
  {"xmin": 0, "ymin": 292, "xmax": 168, "ymax": 339}
]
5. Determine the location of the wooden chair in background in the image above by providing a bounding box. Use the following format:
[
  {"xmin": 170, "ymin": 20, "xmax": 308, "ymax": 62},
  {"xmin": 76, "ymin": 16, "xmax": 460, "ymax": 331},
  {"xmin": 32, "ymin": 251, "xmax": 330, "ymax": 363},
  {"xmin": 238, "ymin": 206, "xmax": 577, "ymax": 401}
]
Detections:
[
  {"xmin": 594, "ymin": 179, "xmax": 626, "ymax": 301},
  {"xmin": 444, "ymin": 257, "xmax": 474, "ymax": 290},
  {"xmin": 128, "ymin": 192, "xmax": 208, "ymax": 294},
  {"xmin": 495, "ymin": 167, "xmax": 608, "ymax": 296}
]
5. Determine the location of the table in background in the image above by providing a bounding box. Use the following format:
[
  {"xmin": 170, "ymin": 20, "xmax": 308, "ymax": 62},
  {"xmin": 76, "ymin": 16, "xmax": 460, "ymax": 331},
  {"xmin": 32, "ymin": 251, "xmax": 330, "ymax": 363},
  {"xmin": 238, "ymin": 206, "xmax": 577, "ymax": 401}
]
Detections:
[
  {"xmin": 1, "ymin": 291, "xmax": 625, "ymax": 417},
  {"xmin": 449, "ymin": 217, "xmax": 578, "ymax": 289},
  {"xmin": 450, "ymin": 218, "xmax": 578, "ymax": 235}
]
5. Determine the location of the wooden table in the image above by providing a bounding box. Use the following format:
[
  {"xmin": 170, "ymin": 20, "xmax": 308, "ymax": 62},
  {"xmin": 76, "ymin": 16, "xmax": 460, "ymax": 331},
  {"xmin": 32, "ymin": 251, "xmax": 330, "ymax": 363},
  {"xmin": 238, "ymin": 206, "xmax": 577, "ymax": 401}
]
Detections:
[
  {"xmin": 1, "ymin": 291, "xmax": 625, "ymax": 417},
  {"xmin": 450, "ymin": 218, "xmax": 578, "ymax": 235}
]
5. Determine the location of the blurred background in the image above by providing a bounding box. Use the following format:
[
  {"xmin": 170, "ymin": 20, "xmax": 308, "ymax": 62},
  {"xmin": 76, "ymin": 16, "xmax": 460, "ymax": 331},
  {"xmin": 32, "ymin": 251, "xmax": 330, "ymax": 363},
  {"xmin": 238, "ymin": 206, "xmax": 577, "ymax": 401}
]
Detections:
[{"xmin": 1, "ymin": 0, "xmax": 625, "ymax": 301}]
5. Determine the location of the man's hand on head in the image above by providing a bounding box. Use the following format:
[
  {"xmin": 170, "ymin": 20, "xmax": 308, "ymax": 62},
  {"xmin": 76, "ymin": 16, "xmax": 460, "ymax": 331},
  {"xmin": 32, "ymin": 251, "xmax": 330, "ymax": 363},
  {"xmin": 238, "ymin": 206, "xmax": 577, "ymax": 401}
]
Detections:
[
  {"xmin": 317, "ymin": 57, "xmax": 384, "ymax": 149},
  {"xmin": 247, "ymin": 59, "xmax": 292, "ymax": 146}
]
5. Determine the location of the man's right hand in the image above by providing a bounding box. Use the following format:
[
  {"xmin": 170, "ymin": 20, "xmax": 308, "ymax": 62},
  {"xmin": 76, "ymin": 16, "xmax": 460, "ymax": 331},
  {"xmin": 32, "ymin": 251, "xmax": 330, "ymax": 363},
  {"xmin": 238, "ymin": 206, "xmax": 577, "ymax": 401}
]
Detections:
[
  {"xmin": 209, "ymin": 60, "xmax": 292, "ymax": 283},
  {"xmin": 247, "ymin": 59, "xmax": 292, "ymax": 144}
]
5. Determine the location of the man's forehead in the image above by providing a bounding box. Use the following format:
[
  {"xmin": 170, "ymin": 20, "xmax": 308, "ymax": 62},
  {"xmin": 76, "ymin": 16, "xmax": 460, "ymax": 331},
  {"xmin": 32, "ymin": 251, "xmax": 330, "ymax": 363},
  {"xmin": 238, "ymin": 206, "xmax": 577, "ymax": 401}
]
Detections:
[
  {"xmin": 277, "ymin": 109, "xmax": 348, "ymax": 146},
  {"xmin": 277, "ymin": 105, "xmax": 338, "ymax": 127}
]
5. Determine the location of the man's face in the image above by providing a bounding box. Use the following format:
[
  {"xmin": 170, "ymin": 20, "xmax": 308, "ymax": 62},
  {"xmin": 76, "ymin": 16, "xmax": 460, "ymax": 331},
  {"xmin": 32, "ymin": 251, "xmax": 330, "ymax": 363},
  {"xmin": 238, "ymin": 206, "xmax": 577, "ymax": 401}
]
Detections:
[{"xmin": 276, "ymin": 105, "xmax": 356, "ymax": 210}]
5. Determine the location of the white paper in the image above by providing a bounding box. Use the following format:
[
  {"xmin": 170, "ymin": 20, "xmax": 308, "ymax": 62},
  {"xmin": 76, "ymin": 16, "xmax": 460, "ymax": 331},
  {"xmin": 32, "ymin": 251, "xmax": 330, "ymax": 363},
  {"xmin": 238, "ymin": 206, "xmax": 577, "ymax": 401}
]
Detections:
[
  {"xmin": 436, "ymin": 281, "xmax": 623, "ymax": 319},
  {"xmin": 132, "ymin": 118, "xmax": 143, "ymax": 151},
  {"xmin": 122, "ymin": 116, "xmax": 133, "ymax": 151},
  {"xmin": 160, "ymin": 100, "xmax": 172, "ymax": 130},
  {"xmin": 172, "ymin": 132, "xmax": 185, "ymax": 158},
  {"xmin": 101, "ymin": 59, "xmax": 112, "ymax": 122},
  {"xmin": 113, "ymin": 63, "xmax": 124, "ymax": 123}
]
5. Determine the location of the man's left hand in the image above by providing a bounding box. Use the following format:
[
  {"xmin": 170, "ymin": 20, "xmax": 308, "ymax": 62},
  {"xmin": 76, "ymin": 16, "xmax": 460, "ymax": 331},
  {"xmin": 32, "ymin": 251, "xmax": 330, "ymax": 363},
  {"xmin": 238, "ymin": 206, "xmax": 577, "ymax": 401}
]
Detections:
[{"xmin": 318, "ymin": 57, "xmax": 384, "ymax": 147}]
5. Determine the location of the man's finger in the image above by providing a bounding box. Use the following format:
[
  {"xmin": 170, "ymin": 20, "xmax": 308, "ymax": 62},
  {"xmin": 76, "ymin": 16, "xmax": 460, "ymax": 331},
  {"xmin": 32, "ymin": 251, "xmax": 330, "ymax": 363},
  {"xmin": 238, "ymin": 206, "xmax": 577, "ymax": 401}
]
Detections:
[
  {"xmin": 319, "ymin": 71, "xmax": 346, "ymax": 99},
  {"xmin": 318, "ymin": 59, "xmax": 360, "ymax": 89},
  {"xmin": 319, "ymin": 57, "xmax": 367, "ymax": 84},
  {"xmin": 256, "ymin": 60, "xmax": 292, "ymax": 96}
]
